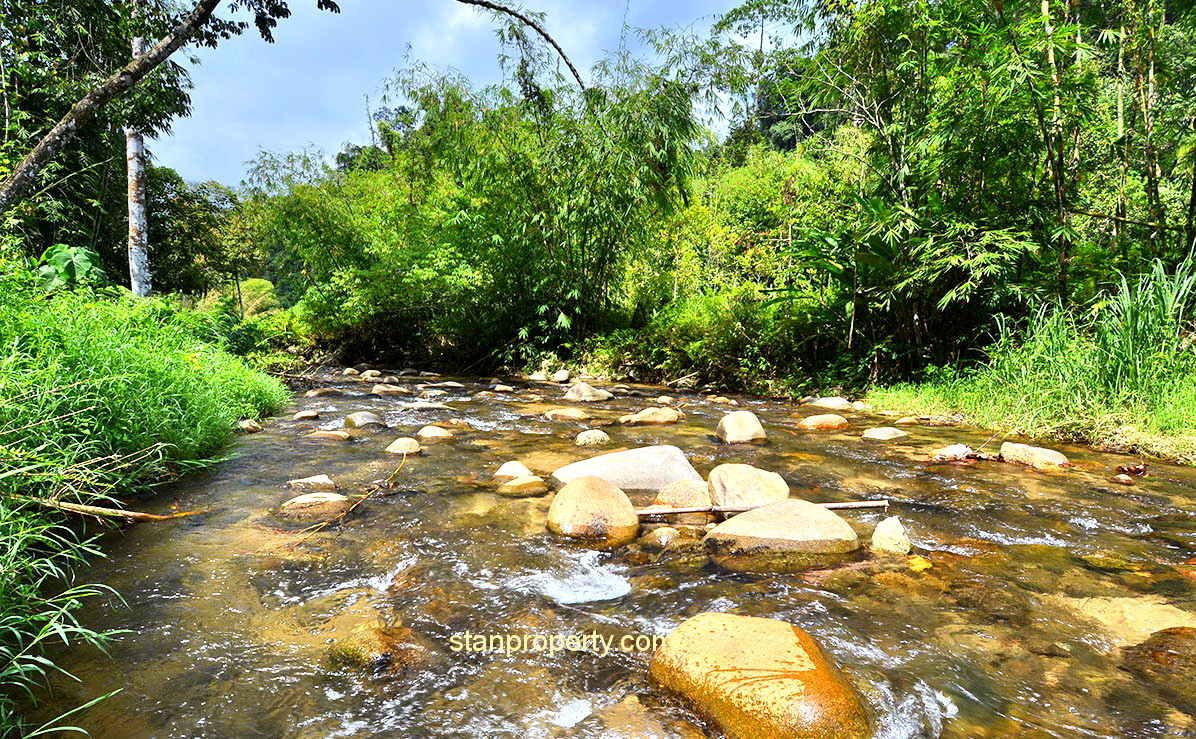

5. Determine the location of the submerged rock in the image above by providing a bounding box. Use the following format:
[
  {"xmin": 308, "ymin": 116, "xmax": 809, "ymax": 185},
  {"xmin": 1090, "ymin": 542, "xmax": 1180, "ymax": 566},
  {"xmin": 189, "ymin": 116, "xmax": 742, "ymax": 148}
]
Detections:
[
  {"xmin": 797, "ymin": 414, "xmax": 850, "ymax": 431},
  {"xmin": 328, "ymin": 621, "xmax": 429, "ymax": 674},
  {"xmin": 895, "ymin": 416, "xmax": 920, "ymax": 426},
  {"xmin": 649, "ymin": 479, "xmax": 713, "ymax": 526},
  {"xmin": 309, "ymin": 429, "xmax": 352, "ymax": 441},
  {"xmin": 1122, "ymin": 627, "xmax": 1196, "ymax": 715},
  {"xmin": 545, "ymin": 407, "xmax": 591, "ymax": 422},
  {"xmin": 287, "ymin": 474, "xmax": 337, "ymax": 491},
  {"xmin": 494, "ymin": 460, "xmax": 534, "ymax": 479},
  {"xmin": 552, "ymin": 445, "xmax": 702, "ymax": 492},
  {"xmin": 648, "ymin": 612, "xmax": 870, "ymax": 739},
  {"xmin": 565, "ymin": 381, "xmax": 613, "ymax": 402},
  {"xmin": 280, "ymin": 491, "xmax": 351, "ymax": 520},
  {"xmin": 716, "ymin": 410, "xmax": 767, "ymax": 444},
  {"xmin": 574, "ymin": 429, "xmax": 612, "ymax": 447},
  {"xmin": 497, "ymin": 475, "xmax": 549, "ymax": 498},
  {"xmin": 862, "ymin": 427, "xmax": 908, "ymax": 441},
  {"xmin": 344, "ymin": 411, "xmax": 386, "ymax": 429},
  {"xmin": 546, "ymin": 476, "xmax": 639, "ymax": 546},
  {"xmin": 619, "ymin": 407, "xmax": 683, "ymax": 425},
  {"xmin": 1000, "ymin": 442, "xmax": 1069, "ymax": 470},
  {"xmin": 385, "ymin": 437, "xmax": 423, "ymax": 455},
  {"xmin": 871, "ymin": 516, "xmax": 912, "ymax": 556},
  {"xmin": 704, "ymin": 499, "xmax": 860, "ymax": 573},
  {"xmin": 707, "ymin": 463, "xmax": 789, "ymax": 507}
]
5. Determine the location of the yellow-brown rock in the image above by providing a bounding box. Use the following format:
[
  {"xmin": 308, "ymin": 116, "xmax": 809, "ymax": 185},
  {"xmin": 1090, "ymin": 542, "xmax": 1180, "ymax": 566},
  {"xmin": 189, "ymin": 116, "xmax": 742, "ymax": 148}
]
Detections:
[{"xmin": 649, "ymin": 612, "xmax": 870, "ymax": 739}]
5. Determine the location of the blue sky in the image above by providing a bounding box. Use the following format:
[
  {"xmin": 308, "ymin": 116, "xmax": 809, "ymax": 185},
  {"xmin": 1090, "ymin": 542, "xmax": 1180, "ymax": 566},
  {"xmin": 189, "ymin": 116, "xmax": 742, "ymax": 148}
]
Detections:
[{"xmin": 151, "ymin": 0, "xmax": 738, "ymax": 185}]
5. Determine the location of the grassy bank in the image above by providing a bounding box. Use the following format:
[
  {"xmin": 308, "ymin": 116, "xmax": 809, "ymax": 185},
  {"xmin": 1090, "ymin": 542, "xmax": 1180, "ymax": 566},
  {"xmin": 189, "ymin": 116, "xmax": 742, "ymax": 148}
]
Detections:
[
  {"xmin": 868, "ymin": 261, "xmax": 1196, "ymax": 463},
  {"xmin": 0, "ymin": 277, "xmax": 287, "ymax": 737}
]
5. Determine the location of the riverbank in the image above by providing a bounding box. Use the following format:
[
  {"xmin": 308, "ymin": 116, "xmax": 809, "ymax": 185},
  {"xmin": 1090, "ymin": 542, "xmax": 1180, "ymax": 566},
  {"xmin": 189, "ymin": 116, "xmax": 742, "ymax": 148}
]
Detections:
[
  {"xmin": 867, "ymin": 380, "xmax": 1196, "ymax": 466},
  {"xmin": 0, "ymin": 286, "xmax": 286, "ymax": 738}
]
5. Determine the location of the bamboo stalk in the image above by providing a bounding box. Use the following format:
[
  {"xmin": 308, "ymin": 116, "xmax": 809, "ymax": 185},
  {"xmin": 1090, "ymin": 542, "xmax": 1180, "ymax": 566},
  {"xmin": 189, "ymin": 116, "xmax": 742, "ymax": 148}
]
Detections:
[{"xmin": 636, "ymin": 500, "xmax": 889, "ymax": 517}]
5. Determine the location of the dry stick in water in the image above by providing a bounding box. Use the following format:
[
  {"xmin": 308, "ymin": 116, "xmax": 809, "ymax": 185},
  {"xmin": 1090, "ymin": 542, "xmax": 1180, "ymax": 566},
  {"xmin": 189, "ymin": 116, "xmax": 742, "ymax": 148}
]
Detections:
[
  {"xmin": 283, "ymin": 455, "xmax": 410, "ymax": 550},
  {"xmin": 16, "ymin": 496, "xmax": 206, "ymax": 522},
  {"xmin": 635, "ymin": 500, "xmax": 889, "ymax": 517}
]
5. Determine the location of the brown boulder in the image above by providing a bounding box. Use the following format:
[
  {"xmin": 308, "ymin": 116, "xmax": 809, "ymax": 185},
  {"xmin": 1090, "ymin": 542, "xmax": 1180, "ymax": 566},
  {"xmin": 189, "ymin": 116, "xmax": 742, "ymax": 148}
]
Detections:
[
  {"xmin": 1000, "ymin": 442, "xmax": 1069, "ymax": 470},
  {"xmin": 546, "ymin": 476, "xmax": 639, "ymax": 546},
  {"xmin": 707, "ymin": 463, "xmax": 789, "ymax": 508},
  {"xmin": 649, "ymin": 612, "xmax": 870, "ymax": 739},
  {"xmin": 619, "ymin": 407, "xmax": 684, "ymax": 425},
  {"xmin": 279, "ymin": 491, "xmax": 351, "ymax": 520},
  {"xmin": 545, "ymin": 407, "xmax": 591, "ymax": 422},
  {"xmin": 497, "ymin": 475, "xmax": 550, "ymax": 498},
  {"xmin": 704, "ymin": 499, "xmax": 861, "ymax": 573},
  {"xmin": 652, "ymin": 479, "xmax": 714, "ymax": 526},
  {"xmin": 797, "ymin": 414, "xmax": 850, "ymax": 431},
  {"xmin": 716, "ymin": 410, "xmax": 766, "ymax": 444},
  {"xmin": 385, "ymin": 437, "xmax": 423, "ymax": 455}
]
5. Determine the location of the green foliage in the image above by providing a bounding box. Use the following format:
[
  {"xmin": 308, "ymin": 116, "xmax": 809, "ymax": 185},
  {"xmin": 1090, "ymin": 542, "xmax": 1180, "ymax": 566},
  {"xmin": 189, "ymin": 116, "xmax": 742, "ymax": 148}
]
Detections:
[
  {"xmin": 871, "ymin": 260, "xmax": 1196, "ymax": 458},
  {"xmin": 239, "ymin": 62, "xmax": 700, "ymax": 366},
  {"xmin": 0, "ymin": 278, "xmax": 287, "ymax": 736},
  {"xmin": 36, "ymin": 244, "xmax": 105, "ymax": 291}
]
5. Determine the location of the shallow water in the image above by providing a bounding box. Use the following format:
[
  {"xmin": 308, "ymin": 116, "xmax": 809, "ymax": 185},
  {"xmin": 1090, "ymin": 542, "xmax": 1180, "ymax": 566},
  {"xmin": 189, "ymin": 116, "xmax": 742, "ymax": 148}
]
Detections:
[{"xmin": 28, "ymin": 373, "xmax": 1196, "ymax": 738}]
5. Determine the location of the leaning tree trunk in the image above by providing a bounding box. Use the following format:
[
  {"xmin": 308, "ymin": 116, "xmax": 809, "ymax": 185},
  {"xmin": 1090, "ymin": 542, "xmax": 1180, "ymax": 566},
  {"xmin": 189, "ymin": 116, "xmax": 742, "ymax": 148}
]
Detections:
[{"xmin": 126, "ymin": 6, "xmax": 151, "ymax": 297}]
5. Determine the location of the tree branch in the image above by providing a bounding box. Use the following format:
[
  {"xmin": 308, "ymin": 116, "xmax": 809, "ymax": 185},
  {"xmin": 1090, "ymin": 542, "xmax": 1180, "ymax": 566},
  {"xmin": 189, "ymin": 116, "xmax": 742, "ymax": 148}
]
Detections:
[
  {"xmin": 453, "ymin": 0, "xmax": 587, "ymax": 91},
  {"xmin": 0, "ymin": 0, "xmax": 224, "ymax": 215}
]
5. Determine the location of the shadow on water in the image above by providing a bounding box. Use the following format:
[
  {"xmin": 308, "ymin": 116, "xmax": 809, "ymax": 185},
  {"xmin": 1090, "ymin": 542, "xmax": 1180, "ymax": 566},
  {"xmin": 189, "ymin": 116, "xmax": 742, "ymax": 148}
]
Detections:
[{"xmin": 26, "ymin": 373, "xmax": 1196, "ymax": 738}]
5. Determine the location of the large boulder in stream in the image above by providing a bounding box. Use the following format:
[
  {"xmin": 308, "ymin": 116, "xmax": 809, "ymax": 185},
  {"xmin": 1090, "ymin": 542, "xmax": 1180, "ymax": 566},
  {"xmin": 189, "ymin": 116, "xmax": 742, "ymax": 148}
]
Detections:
[
  {"xmin": 546, "ymin": 476, "xmax": 639, "ymax": 546},
  {"xmin": 651, "ymin": 479, "xmax": 713, "ymax": 526},
  {"xmin": 1000, "ymin": 442, "xmax": 1069, "ymax": 470},
  {"xmin": 649, "ymin": 612, "xmax": 870, "ymax": 739},
  {"xmin": 716, "ymin": 410, "xmax": 766, "ymax": 444},
  {"xmin": 551, "ymin": 445, "xmax": 702, "ymax": 492},
  {"xmin": 707, "ymin": 463, "xmax": 789, "ymax": 508},
  {"xmin": 564, "ymin": 382, "xmax": 613, "ymax": 402},
  {"xmin": 704, "ymin": 499, "xmax": 861, "ymax": 573},
  {"xmin": 1122, "ymin": 627, "xmax": 1196, "ymax": 715}
]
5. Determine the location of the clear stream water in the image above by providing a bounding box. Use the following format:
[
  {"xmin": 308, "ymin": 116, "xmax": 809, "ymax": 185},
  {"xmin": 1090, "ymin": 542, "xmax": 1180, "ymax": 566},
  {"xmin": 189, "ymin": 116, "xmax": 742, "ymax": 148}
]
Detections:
[{"xmin": 27, "ymin": 373, "xmax": 1196, "ymax": 738}]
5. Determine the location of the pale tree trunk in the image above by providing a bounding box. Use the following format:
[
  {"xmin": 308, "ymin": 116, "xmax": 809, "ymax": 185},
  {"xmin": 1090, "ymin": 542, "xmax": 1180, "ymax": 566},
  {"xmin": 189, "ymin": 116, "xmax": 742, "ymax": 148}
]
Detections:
[{"xmin": 126, "ymin": 12, "xmax": 151, "ymax": 297}]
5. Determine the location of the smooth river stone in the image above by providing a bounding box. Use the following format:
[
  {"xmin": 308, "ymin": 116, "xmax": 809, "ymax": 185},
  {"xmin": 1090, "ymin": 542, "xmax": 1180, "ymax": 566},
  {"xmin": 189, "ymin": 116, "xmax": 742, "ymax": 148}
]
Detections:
[
  {"xmin": 649, "ymin": 612, "xmax": 870, "ymax": 739},
  {"xmin": 1000, "ymin": 442, "xmax": 1069, "ymax": 470},
  {"xmin": 707, "ymin": 463, "xmax": 788, "ymax": 507},
  {"xmin": 564, "ymin": 381, "xmax": 613, "ymax": 402},
  {"xmin": 279, "ymin": 492, "xmax": 351, "ymax": 520},
  {"xmin": 716, "ymin": 410, "xmax": 766, "ymax": 443},
  {"xmin": 704, "ymin": 499, "xmax": 860, "ymax": 573},
  {"xmin": 546, "ymin": 476, "xmax": 639, "ymax": 546},
  {"xmin": 551, "ymin": 445, "xmax": 702, "ymax": 492}
]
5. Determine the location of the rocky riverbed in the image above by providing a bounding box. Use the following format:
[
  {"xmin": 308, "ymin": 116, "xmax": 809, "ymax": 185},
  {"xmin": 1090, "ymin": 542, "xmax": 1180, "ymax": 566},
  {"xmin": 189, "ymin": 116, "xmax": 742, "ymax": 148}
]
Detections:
[{"xmin": 28, "ymin": 369, "xmax": 1196, "ymax": 738}]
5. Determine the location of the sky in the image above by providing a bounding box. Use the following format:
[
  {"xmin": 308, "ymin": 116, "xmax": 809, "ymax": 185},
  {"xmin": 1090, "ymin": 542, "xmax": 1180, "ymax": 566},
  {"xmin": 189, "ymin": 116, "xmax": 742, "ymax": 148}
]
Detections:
[{"xmin": 150, "ymin": 0, "xmax": 739, "ymax": 186}]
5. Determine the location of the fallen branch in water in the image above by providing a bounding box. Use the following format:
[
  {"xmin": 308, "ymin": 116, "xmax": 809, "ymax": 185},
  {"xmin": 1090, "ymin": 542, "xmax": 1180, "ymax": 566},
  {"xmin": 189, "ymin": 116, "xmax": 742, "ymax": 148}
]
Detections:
[
  {"xmin": 16, "ymin": 496, "xmax": 207, "ymax": 522},
  {"xmin": 284, "ymin": 455, "xmax": 410, "ymax": 549},
  {"xmin": 636, "ymin": 500, "xmax": 889, "ymax": 517}
]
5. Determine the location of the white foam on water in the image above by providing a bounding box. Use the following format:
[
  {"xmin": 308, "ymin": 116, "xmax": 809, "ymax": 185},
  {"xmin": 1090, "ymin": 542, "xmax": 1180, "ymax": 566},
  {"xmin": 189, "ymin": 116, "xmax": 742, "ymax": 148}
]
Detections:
[
  {"xmin": 504, "ymin": 550, "xmax": 631, "ymax": 604},
  {"xmin": 545, "ymin": 695, "xmax": 592, "ymax": 728}
]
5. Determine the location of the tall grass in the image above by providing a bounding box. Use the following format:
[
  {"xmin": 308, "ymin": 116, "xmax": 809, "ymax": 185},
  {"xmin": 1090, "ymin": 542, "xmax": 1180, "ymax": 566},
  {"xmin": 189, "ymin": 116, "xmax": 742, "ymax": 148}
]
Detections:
[
  {"xmin": 0, "ymin": 284, "xmax": 288, "ymax": 737},
  {"xmin": 870, "ymin": 259, "xmax": 1196, "ymax": 460}
]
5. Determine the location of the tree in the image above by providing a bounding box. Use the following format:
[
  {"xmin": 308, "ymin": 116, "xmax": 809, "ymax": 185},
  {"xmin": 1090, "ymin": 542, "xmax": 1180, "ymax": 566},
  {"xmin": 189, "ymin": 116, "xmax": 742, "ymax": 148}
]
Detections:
[{"xmin": 0, "ymin": 0, "xmax": 587, "ymax": 220}]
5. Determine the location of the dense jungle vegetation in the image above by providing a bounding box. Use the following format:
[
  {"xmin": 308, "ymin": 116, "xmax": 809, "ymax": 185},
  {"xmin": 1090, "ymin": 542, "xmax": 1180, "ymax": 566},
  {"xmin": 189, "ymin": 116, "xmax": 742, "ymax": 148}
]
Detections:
[{"xmin": 3, "ymin": 0, "xmax": 1196, "ymax": 731}]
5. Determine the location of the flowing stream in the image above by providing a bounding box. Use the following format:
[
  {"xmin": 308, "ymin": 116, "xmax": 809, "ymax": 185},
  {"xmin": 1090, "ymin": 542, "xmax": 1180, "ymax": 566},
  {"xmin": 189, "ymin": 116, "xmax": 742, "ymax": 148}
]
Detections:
[{"xmin": 28, "ymin": 373, "xmax": 1196, "ymax": 738}]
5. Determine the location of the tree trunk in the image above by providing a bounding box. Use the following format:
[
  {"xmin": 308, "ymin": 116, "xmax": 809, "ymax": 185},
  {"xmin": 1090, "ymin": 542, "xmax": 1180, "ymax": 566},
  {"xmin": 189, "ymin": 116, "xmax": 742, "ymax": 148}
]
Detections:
[
  {"xmin": 126, "ymin": 9, "xmax": 151, "ymax": 297},
  {"xmin": 0, "ymin": 0, "xmax": 222, "ymax": 215}
]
